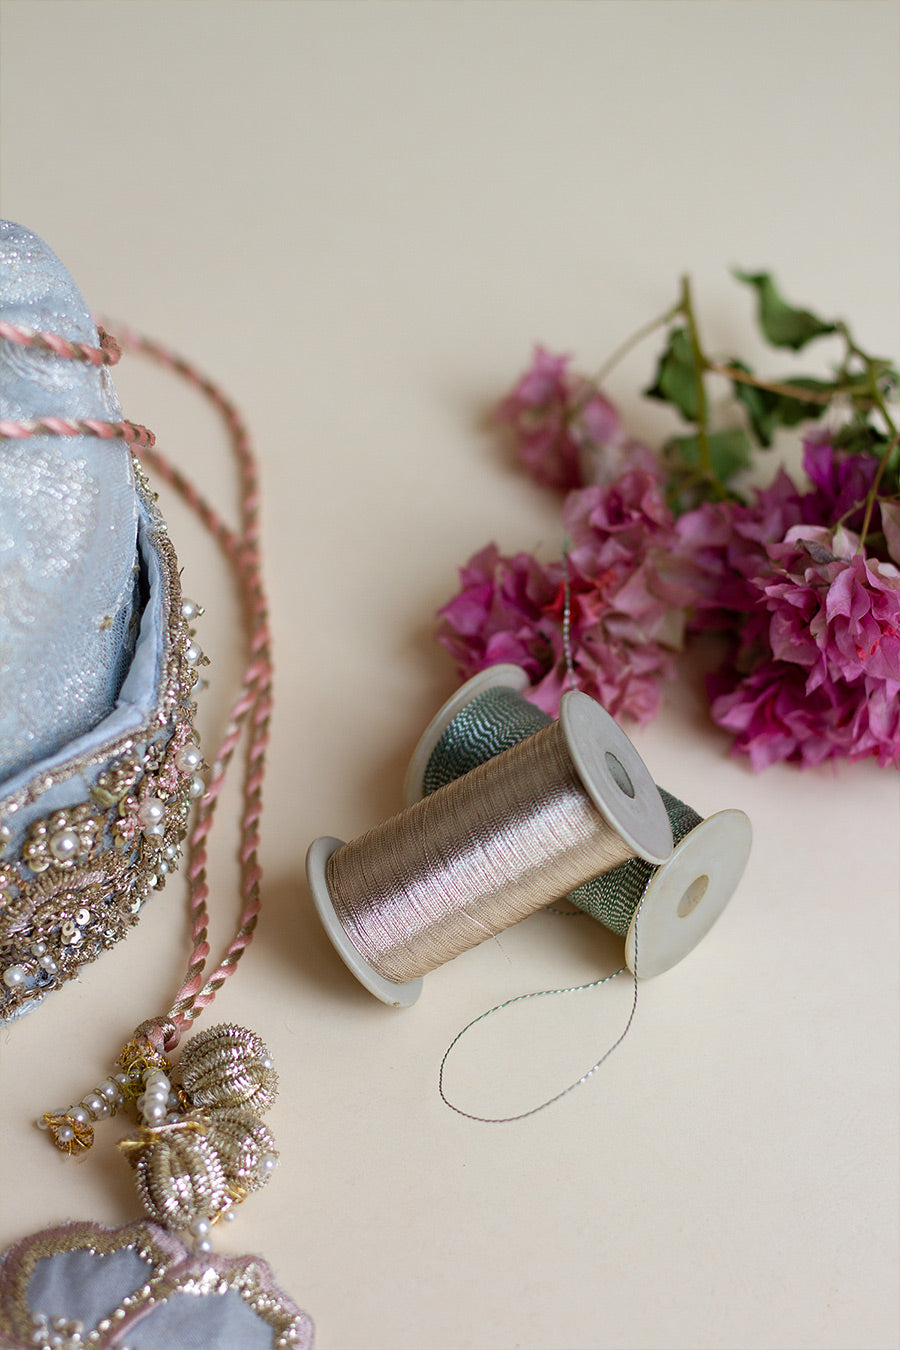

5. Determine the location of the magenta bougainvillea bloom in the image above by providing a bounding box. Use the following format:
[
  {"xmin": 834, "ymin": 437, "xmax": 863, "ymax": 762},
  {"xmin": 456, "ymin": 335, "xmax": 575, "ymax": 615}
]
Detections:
[
  {"xmin": 764, "ymin": 526, "xmax": 900, "ymax": 684},
  {"xmin": 708, "ymin": 659, "xmax": 900, "ymax": 770},
  {"xmin": 801, "ymin": 436, "xmax": 881, "ymax": 532},
  {"xmin": 707, "ymin": 521, "xmax": 900, "ymax": 766},
  {"xmin": 496, "ymin": 345, "xmax": 657, "ymax": 491},
  {"xmin": 564, "ymin": 471, "xmax": 699, "ymax": 648},
  {"xmin": 445, "ymin": 288, "xmax": 898, "ymax": 771},
  {"xmin": 437, "ymin": 469, "xmax": 699, "ymax": 723},
  {"xmin": 435, "ymin": 543, "xmax": 566, "ymax": 709}
]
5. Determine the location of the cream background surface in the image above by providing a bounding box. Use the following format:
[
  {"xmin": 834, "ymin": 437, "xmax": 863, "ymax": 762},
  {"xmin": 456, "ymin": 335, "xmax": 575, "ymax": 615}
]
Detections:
[{"xmin": 1, "ymin": 3, "xmax": 898, "ymax": 1348}]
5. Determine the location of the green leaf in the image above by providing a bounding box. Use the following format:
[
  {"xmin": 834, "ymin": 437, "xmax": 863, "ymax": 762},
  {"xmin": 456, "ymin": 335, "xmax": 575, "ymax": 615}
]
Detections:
[
  {"xmin": 644, "ymin": 327, "xmax": 701, "ymax": 421},
  {"xmin": 729, "ymin": 364, "xmax": 833, "ymax": 446},
  {"xmin": 831, "ymin": 420, "xmax": 890, "ymax": 458},
  {"xmin": 734, "ymin": 269, "xmax": 837, "ymax": 351},
  {"xmin": 666, "ymin": 426, "xmax": 754, "ymax": 485}
]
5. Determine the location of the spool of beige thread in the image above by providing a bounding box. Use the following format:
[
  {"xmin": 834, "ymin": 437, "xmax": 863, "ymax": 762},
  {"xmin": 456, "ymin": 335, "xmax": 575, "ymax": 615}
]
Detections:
[
  {"xmin": 405, "ymin": 665, "xmax": 753, "ymax": 980},
  {"xmin": 306, "ymin": 690, "xmax": 672, "ymax": 1006}
]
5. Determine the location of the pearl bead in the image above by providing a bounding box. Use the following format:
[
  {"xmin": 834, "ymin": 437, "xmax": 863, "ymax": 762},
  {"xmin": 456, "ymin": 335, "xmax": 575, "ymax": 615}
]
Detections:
[
  {"xmin": 0, "ymin": 823, "xmax": 12, "ymax": 847},
  {"xmin": 142, "ymin": 824, "xmax": 165, "ymax": 843},
  {"xmin": 39, "ymin": 954, "xmax": 57, "ymax": 971},
  {"xmin": 70, "ymin": 1106, "xmax": 91, "ymax": 1125},
  {"xmin": 175, "ymin": 744, "xmax": 203, "ymax": 773},
  {"xmin": 188, "ymin": 774, "xmax": 205, "ymax": 800},
  {"xmin": 82, "ymin": 1093, "xmax": 107, "ymax": 1117},
  {"xmin": 56, "ymin": 1124, "xmax": 74, "ymax": 1143},
  {"xmin": 196, "ymin": 1237, "xmax": 213, "ymax": 1255},
  {"xmin": 191, "ymin": 1217, "xmax": 211, "ymax": 1237},
  {"xmin": 98, "ymin": 1080, "xmax": 119, "ymax": 1101},
  {"xmin": 184, "ymin": 641, "xmax": 202, "ymax": 666},
  {"xmin": 2, "ymin": 965, "xmax": 27, "ymax": 988},
  {"xmin": 137, "ymin": 797, "xmax": 165, "ymax": 827},
  {"xmin": 30, "ymin": 941, "xmax": 46, "ymax": 957},
  {"xmin": 260, "ymin": 1153, "xmax": 278, "ymax": 1174},
  {"xmin": 181, "ymin": 598, "xmax": 201, "ymax": 620},
  {"xmin": 165, "ymin": 844, "xmax": 178, "ymax": 861},
  {"xmin": 48, "ymin": 829, "xmax": 79, "ymax": 862},
  {"xmin": 143, "ymin": 1101, "xmax": 166, "ymax": 1124}
]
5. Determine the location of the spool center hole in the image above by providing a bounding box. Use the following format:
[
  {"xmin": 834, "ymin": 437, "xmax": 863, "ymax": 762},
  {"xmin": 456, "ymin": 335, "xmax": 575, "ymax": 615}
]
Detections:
[
  {"xmin": 678, "ymin": 874, "xmax": 709, "ymax": 918},
  {"xmin": 603, "ymin": 751, "xmax": 635, "ymax": 798}
]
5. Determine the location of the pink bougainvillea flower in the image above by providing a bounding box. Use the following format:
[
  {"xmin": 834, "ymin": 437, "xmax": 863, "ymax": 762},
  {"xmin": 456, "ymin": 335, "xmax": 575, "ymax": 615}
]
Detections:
[
  {"xmin": 677, "ymin": 468, "xmax": 809, "ymax": 630},
  {"xmin": 435, "ymin": 542, "xmax": 568, "ymax": 710},
  {"xmin": 709, "ymin": 658, "xmax": 900, "ymax": 770},
  {"xmin": 708, "ymin": 523, "xmax": 900, "ymax": 768},
  {"xmin": 495, "ymin": 346, "xmax": 583, "ymax": 491},
  {"xmin": 881, "ymin": 500, "xmax": 900, "ymax": 566},
  {"xmin": 802, "ymin": 435, "xmax": 880, "ymax": 531},
  {"xmin": 564, "ymin": 470, "xmax": 700, "ymax": 647},
  {"xmin": 436, "ymin": 469, "xmax": 701, "ymax": 724},
  {"xmin": 761, "ymin": 525, "xmax": 900, "ymax": 685},
  {"xmin": 496, "ymin": 346, "xmax": 657, "ymax": 492}
]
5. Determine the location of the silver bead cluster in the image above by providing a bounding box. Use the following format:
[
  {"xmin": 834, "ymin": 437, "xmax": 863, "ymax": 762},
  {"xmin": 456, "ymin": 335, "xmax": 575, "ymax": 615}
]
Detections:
[
  {"xmin": 178, "ymin": 1022, "xmax": 279, "ymax": 1114},
  {"xmin": 119, "ymin": 1023, "xmax": 279, "ymax": 1235}
]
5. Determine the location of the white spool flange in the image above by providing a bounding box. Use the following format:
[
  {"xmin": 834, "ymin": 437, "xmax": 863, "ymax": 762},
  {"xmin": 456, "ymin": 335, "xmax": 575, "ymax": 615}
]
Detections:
[
  {"xmin": 402, "ymin": 664, "xmax": 529, "ymax": 806},
  {"xmin": 558, "ymin": 689, "xmax": 673, "ymax": 866},
  {"xmin": 622, "ymin": 808, "xmax": 752, "ymax": 978}
]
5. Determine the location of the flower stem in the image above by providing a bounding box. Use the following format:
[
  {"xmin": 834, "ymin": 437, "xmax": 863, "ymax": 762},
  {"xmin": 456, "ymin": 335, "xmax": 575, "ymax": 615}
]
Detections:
[
  {"xmin": 856, "ymin": 363, "xmax": 900, "ymax": 550},
  {"xmin": 679, "ymin": 274, "xmax": 712, "ymax": 477},
  {"xmin": 592, "ymin": 299, "xmax": 683, "ymax": 387},
  {"xmin": 710, "ymin": 363, "xmax": 858, "ymax": 405},
  {"xmin": 858, "ymin": 431, "xmax": 900, "ymax": 548}
]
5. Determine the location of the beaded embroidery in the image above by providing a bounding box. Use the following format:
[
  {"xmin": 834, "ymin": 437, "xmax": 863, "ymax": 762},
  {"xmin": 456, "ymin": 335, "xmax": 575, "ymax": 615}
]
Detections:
[{"xmin": 0, "ymin": 466, "xmax": 204, "ymax": 1020}]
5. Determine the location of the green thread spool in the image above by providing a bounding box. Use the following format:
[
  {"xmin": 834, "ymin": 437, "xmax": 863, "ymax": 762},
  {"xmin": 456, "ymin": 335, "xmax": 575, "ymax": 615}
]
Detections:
[{"xmin": 405, "ymin": 666, "xmax": 752, "ymax": 978}]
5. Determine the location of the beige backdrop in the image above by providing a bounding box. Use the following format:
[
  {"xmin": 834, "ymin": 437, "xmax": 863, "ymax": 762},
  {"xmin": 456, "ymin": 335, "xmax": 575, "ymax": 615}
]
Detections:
[{"xmin": 1, "ymin": 3, "xmax": 898, "ymax": 1348}]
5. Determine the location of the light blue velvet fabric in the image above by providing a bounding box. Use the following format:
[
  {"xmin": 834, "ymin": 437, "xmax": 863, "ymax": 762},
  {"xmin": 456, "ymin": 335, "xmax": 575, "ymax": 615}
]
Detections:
[
  {"xmin": 0, "ymin": 222, "xmax": 178, "ymax": 1025},
  {"xmin": 0, "ymin": 219, "xmax": 140, "ymax": 784},
  {"xmin": 9, "ymin": 1222, "xmax": 316, "ymax": 1349}
]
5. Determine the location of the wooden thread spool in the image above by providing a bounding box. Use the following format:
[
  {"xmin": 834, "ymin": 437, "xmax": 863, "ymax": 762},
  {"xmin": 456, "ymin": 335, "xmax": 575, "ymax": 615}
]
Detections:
[{"xmin": 307, "ymin": 690, "xmax": 672, "ymax": 1006}]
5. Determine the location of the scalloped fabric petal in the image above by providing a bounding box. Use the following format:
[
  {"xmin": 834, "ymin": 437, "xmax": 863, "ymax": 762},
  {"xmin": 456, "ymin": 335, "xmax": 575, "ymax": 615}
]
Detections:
[{"xmin": 0, "ymin": 1219, "xmax": 314, "ymax": 1349}]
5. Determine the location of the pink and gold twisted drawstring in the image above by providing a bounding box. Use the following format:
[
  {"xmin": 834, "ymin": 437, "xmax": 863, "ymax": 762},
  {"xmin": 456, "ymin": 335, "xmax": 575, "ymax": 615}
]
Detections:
[
  {"xmin": 111, "ymin": 326, "xmax": 274, "ymax": 1058},
  {"xmin": 0, "ymin": 322, "xmax": 155, "ymax": 446}
]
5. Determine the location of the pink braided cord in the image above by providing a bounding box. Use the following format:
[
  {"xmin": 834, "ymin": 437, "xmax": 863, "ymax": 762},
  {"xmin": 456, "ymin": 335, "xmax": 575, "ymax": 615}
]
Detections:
[
  {"xmin": 111, "ymin": 326, "xmax": 274, "ymax": 1052},
  {"xmin": 0, "ymin": 321, "xmax": 121, "ymax": 365},
  {"xmin": 0, "ymin": 415, "xmax": 155, "ymax": 448},
  {"xmin": 1, "ymin": 317, "xmax": 273, "ymax": 1056}
]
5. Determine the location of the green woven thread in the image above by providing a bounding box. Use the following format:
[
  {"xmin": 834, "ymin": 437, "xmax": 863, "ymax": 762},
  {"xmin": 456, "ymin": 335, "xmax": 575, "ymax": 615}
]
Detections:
[
  {"xmin": 422, "ymin": 684, "xmax": 700, "ymax": 936},
  {"xmin": 423, "ymin": 686, "xmax": 550, "ymax": 794}
]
